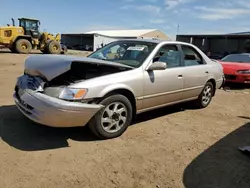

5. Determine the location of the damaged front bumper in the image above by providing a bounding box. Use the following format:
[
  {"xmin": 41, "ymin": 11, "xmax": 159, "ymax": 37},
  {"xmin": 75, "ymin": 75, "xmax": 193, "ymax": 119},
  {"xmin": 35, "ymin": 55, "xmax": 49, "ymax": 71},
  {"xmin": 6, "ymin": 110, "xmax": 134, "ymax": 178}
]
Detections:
[{"xmin": 13, "ymin": 89, "xmax": 103, "ymax": 128}]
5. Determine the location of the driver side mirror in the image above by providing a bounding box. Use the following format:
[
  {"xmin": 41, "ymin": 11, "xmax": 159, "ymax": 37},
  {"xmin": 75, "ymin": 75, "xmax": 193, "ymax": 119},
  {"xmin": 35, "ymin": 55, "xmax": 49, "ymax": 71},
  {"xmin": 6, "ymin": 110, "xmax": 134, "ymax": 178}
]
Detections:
[{"xmin": 147, "ymin": 61, "xmax": 167, "ymax": 71}]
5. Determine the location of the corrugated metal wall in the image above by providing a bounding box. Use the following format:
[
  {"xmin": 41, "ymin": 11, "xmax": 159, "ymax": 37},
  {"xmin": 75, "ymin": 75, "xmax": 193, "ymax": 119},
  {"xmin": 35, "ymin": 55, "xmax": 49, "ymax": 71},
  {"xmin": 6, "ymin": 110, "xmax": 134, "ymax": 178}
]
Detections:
[
  {"xmin": 61, "ymin": 34, "xmax": 94, "ymax": 50},
  {"xmin": 176, "ymin": 36, "xmax": 190, "ymax": 43},
  {"xmin": 177, "ymin": 35, "xmax": 250, "ymax": 56}
]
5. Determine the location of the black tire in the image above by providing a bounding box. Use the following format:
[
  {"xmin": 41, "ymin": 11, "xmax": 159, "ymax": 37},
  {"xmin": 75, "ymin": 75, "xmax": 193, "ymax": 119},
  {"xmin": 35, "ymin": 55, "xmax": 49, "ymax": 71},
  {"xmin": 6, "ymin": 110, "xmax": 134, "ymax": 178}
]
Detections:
[
  {"xmin": 9, "ymin": 46, "xmax": 16, "ymax": 53},
  {"xmin": 15, "ymin": 39, "xmax": 32, "ymax": 54},
  {"xmin": 88, "ymin": 94, "xmax": 133, "ymax": 139},
  {"xmin": 61, "ymin": 46, "xmax": 67, "ymax": 54},
  {"xmin": 193, "ymin": 81, "xmax": 214, "ymax": 108},
  {"xmin": 40, "ymin": 49, "xmax": 47, "ymax": 54},
  {"xmin": 47, "ymin": 40, "xmax": 61, "ymax": 54}
]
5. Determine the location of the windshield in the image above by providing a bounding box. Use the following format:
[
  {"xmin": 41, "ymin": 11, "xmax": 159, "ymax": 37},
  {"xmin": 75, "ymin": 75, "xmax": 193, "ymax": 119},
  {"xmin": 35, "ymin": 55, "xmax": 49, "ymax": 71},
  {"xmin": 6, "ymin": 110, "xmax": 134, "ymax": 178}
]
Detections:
[
  {"xmin": 88, "ymin": 40, "xmax": 157, "ymax": 68},
  {"xmin": 221, "ymin": 54, "xmax": 250, "ymax": 63},
  {"xmin": 20, "ymin": 19, "xmax": 39, "ymax": 30}
]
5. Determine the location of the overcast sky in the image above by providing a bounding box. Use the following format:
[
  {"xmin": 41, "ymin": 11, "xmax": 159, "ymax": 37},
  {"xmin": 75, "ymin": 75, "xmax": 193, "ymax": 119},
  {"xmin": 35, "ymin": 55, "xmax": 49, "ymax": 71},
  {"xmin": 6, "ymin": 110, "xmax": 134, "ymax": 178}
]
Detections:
[{"xmin": 1, "ymin": 0, "xmax": 250, "ymax": 39}]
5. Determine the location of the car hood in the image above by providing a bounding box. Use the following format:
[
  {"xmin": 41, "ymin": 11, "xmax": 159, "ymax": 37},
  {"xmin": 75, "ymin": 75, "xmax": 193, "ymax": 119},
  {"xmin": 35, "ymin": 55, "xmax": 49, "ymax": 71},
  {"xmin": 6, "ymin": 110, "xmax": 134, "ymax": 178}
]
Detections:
[
  {"xmin": 24, "ymin": 54, "xmax": 133, "ymax": 81},
  {"xmin": 219, "ymin": 61, "xmax": 250, "ymax": 69},
  {"xmin": 218, "ymin": 61, "xmax": 250, "ymax": 73}
]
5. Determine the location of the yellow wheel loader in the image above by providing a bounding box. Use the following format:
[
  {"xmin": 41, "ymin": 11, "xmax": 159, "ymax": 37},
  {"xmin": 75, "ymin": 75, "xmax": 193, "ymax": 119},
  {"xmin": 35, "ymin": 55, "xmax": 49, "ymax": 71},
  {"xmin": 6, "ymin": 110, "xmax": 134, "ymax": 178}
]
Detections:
[{"xmin": 0, "ymin": 18, "xmax": 61, "ymax": 54}]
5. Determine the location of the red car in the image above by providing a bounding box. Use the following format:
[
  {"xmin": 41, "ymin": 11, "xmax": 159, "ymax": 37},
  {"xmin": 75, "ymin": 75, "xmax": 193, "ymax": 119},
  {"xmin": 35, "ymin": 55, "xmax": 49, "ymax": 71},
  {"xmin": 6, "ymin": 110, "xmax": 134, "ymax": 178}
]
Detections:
[{"xmin": 218, "ymin": 53, "xmax": 250, "ymax": 84}]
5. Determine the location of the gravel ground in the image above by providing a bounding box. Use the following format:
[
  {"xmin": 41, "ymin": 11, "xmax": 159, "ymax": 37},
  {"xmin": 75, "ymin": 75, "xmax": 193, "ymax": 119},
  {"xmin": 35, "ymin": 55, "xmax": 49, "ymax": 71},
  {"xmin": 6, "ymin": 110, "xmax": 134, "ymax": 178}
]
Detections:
[{"xmin": 0, "ymin": 50, "xmax": 250, "ymax": 188}]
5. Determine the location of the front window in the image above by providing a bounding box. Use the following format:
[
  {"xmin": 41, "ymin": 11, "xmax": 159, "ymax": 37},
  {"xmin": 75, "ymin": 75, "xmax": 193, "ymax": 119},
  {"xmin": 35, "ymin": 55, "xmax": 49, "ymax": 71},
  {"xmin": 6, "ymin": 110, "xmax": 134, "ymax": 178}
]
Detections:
[
  {"xmin": 20, "ymin": 20, "xmax": 38, "ymax": 30},
  {"xmin": 88, "ymin": 40, "xmax": 157, "ymax": 68},
  {"xmin": 153, "ymin": 44, "xmax": 182, "ymax": 68},
  {"xmin": 26, "ymin": 20, "xmax": 38, "ymax": 30},
  {"xmin": 221, "ymin": 54, "xmax": 250, "ymax": 63}
]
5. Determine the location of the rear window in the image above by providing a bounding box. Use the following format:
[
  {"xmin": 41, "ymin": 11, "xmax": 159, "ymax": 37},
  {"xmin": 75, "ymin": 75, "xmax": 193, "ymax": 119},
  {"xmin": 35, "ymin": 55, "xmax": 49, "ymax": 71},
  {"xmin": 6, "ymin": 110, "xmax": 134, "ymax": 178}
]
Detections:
[{"xmin": 221, "ymin": 54, "xmax": 250, "ymax": 63}]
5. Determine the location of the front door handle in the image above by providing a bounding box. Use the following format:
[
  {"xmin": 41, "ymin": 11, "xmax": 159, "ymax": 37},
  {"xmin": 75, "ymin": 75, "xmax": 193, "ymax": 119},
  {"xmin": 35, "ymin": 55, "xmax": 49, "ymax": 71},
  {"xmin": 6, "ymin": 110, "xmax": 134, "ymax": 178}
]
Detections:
[
  {"xmin": 178, "ymin": 75, "xmax": 183, "ymax": 78},
  {"xmin": 205, "ymin": 71, "xmax": 209, "ymax": 74}
]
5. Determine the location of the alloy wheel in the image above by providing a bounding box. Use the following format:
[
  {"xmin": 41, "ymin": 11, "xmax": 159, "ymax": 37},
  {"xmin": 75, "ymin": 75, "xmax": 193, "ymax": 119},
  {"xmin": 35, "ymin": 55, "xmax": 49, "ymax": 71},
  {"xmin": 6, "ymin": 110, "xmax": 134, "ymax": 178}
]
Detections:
[
  {"xmin": 101, "ymin": 102, "xmax": 128, "ymax": 133},
  {"xmin": 202, "ymin": 85, "xmax": 212, "ymax": 105}
]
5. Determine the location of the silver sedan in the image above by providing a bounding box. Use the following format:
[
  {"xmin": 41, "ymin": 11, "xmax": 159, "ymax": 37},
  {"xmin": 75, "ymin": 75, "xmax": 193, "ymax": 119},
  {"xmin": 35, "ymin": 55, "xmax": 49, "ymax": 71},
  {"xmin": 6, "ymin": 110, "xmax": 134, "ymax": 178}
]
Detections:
[{"xmin": 13, "ymin": 39, "xmax": 224, "ymax": 139}]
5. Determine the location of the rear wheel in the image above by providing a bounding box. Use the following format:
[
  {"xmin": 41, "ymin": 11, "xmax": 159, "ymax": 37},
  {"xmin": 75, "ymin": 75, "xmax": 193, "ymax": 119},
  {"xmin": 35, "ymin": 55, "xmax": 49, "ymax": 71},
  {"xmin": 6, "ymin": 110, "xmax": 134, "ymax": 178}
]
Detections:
[
  {"xmin": 193, "ymin": 81, "xmax": 214, "ymax": 108},
  {"xmin": 15, "ymin": 39, "xmax": 32, "ymax": 54},
  {"xmin": 46, "ymin": 40, "xmax": 61, "ymax": 54},
  {"xmin": 88, "ymin": 94, "xmax": 133, "ymax": 139}
]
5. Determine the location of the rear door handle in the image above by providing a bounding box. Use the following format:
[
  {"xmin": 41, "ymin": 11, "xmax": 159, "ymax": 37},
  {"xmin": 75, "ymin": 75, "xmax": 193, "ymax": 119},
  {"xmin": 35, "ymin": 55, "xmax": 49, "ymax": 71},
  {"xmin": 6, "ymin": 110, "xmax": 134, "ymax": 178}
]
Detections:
[
  {"xmin": 178, "ymin": 75, "xmax": 183, "ymax": 78},
  {"xmin": 205, "ymin": 71, "xmax": 209, "ymax": 74}
]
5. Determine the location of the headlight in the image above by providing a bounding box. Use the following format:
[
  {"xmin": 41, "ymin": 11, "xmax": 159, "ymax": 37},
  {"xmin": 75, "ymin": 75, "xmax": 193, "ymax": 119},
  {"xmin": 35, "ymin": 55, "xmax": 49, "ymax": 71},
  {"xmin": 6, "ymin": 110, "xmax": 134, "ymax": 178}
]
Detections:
[
  {"xmin": 59, "ymin": 88, "xmax": 88, "ymax": 100},
  {"xmin": 237, "ymin": 70, "xmax": 250, "ymax": 74}
]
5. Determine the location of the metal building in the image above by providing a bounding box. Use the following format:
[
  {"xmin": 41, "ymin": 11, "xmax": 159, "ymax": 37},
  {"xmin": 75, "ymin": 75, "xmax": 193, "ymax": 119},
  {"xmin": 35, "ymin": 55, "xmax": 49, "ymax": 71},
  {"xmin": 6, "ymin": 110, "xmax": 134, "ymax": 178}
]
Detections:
[
  {"xmin": 177, "ymin": 32, "xmax": 250, "ymax": 59},
  {"xmin": 61, "ymin": 29, "xmax": 171, "ymax": 51}
]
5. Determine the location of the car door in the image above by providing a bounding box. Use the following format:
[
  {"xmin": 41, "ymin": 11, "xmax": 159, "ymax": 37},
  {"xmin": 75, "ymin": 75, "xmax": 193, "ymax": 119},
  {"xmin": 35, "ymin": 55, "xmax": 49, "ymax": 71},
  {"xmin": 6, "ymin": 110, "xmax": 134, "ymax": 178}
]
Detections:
[
  {"xmin": 180, "ymin": 44, "xmax": 210, "ymax": 99},
  {"xmin": 142, "ymin": 44, "xmax": 185, "ymax": 110}
]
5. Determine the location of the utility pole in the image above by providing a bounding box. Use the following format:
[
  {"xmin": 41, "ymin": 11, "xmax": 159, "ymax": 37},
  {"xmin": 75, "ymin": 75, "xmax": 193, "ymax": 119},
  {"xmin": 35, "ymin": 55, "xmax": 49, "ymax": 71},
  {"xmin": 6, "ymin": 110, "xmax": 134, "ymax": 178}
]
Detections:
[{"xmin": 176, "ymin": 24, "xmax": 180, "ymax": 35}]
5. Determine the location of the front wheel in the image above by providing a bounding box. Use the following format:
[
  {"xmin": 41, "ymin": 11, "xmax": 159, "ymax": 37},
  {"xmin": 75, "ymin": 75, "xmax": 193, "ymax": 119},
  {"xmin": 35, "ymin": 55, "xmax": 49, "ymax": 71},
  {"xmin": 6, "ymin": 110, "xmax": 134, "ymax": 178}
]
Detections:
[
  {"xmin": 46, "ymin": 40, "xmax": 61, "ymax": 54},
  {"xmin": 88, "ymin": 94, "xmax": 133, "ymax": 139},
  {"xmin": 193, "ymin": 81, "xmax": 214, "ymax": 108}
]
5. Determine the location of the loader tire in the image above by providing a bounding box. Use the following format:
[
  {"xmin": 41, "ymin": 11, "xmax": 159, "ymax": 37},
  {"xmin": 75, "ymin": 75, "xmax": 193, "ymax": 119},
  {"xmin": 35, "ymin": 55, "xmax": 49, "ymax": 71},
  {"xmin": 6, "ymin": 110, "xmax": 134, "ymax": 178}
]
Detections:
[
  {"xmin": 47, "ymin": 40, "xmax": 61, "ymax": 54},
  {"xmin": 15, "ymin": 39, "xmax": 32, "ymax": 54},
  {"xmin": 40, "ymin": 49, "xmax": 47, "ymax": 54},
  {"xmin": 9, "ymin": 46, "xmax": 16, "ymax": 53}
]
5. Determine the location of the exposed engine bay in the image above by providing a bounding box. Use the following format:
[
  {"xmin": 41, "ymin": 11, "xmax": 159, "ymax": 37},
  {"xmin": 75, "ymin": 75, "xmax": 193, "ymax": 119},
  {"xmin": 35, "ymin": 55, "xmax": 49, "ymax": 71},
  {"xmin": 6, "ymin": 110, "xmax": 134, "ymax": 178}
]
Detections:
[
  {"xmin": 20, "ymin": 61, "xmax": 132, "ymax": 98},
  {"xmin": 47, "ymin": 61, "xmax": 131, "ymax": 86}
]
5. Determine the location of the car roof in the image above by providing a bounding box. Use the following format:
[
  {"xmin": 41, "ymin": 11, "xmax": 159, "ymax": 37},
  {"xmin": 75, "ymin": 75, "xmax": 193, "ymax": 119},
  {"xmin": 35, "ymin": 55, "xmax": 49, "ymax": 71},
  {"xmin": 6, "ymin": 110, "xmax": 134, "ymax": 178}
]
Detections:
[
  {"xmin": 115, "ymin": 38, "xmax": 194, "ymax": 46},
  {"xmin": 239, "ymin": 53, "xmax": 250, "ymax": 55},
  {"xmin": 227, "ymin": 53, "xmax": 250, "ymax": 55}
]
